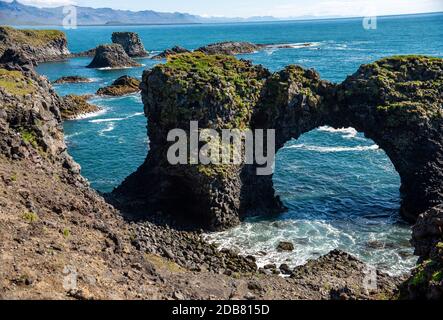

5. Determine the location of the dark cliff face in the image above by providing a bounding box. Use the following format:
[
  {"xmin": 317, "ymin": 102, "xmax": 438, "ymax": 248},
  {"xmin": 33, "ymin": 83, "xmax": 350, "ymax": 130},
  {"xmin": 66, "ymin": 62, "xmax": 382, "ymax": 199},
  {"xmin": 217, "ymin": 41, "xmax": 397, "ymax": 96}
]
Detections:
[
  {"xmin": 111, "ymin": 32, "xmax": 147, "ymax": 57},
  {"xmin": 0, "ymin": 26, "xmax": 70, "ymax": 63}
]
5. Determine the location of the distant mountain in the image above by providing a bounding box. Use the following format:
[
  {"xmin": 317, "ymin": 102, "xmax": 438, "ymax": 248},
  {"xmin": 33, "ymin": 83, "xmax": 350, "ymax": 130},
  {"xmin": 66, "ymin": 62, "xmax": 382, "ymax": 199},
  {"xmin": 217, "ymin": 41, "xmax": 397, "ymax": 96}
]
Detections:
[{"xmin": 0, "ymin": 0, "xmax": 281, "ymax": 26}]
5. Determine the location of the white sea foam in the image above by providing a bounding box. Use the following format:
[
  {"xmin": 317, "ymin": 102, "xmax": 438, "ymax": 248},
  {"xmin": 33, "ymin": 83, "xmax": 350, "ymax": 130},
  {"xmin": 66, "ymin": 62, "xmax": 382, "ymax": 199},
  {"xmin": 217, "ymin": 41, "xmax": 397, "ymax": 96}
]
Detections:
[
  {"xmin": 89, "ymin": 112, "xmax": 144, "ymax": 123},
  {"xmin": 72, "ymin": 108, "xmax": 107, "ymax": 120},
  {"xmin": 317, "ymin": 126, "xmax": 358, "ymax": 139},
  {"xmin": 285, "ymin": 143, "xmax": 379, "ymax": 153},
  {"xmin": 98, "ymin": 123, "xmax": 115, "ymax": 135}
]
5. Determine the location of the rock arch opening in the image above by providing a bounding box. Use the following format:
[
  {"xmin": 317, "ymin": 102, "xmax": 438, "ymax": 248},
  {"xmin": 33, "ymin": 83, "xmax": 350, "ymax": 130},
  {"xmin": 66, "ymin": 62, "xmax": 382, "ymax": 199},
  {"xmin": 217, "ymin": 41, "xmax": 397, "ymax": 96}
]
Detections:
[{"xmin": 268, "ymin": 126, "xmax": 416, "ymax": 274}]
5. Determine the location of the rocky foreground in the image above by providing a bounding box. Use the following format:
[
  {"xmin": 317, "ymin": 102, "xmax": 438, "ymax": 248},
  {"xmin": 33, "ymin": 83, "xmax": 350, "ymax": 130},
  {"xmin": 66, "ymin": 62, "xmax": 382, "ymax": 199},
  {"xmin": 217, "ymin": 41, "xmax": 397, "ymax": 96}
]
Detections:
[{"xmin": 0, "ymin": 46, "xmax": 418, "ymax": 299}]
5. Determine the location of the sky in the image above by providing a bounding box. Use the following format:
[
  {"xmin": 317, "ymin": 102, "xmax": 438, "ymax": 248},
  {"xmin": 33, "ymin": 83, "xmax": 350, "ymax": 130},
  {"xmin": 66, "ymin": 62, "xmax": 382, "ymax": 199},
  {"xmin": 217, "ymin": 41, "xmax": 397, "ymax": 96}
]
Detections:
[{"xmin": 5, "ymin": 0, "xmax": 443, "ymax": 18}]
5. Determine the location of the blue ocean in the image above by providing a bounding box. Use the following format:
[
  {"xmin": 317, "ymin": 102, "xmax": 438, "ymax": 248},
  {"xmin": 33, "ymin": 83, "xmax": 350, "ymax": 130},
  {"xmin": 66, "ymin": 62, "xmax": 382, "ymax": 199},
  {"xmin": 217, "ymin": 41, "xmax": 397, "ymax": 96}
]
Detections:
[{"xmin": 35, "ymin": 13, "xmax": 443, "ymax": 275}]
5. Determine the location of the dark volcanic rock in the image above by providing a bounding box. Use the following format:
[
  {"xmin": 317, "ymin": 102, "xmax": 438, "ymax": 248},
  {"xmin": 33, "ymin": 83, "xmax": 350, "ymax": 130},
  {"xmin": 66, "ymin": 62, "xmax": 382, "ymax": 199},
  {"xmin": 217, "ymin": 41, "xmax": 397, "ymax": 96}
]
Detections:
[
  {"xmin": 113, "ymin": 52, "xmax": 272, "ymax": 230},
  {"xmin": 0, "ymin": 48, "xmax": 37, "ymax": 68},
  {"xmin": 53, "ymin": 76, "xmax": 92, "ymax": 84},
  {"xmin": 70, "ymin": 48, "xmax": 96, "ymax": 58},
  {"xmin": 87, "ymin": 44, "xmax": 141, "ymax": 69},
  {"xmin": 96, "ymin": 75, "xmax": 141, "ymax": 96},
  {"xmin": 112, "ymin": 32, "xmax": 147, "ymax": 57},
  {"xmin": 0, "ymin": 26, "xmax": 69, "ymax": 62},
  {"xmin": 151, "ymin": 46, "xmax": 190, "ymax": 60},
  {"xmin": 196, "ymin": 41, "xmax": 262, "ymax": 55},
  {"xmin": 61, "ymin": 94, "xmax": 100, "ymax": 120},
  {"xmin": 114, "ymin": 53, "xmax": 443, "ymax": 237},
  {"xmin": 277, "ymin": 241, "xmax": 295, "ymax": 252}
]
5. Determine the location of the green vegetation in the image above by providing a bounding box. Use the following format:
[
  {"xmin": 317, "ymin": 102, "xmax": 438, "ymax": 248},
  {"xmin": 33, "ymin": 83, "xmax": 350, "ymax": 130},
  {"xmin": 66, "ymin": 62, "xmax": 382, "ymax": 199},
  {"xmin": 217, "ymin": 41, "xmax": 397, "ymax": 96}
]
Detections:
[
  {"xmin": 432, "ymin": 271, "xmax": 443, "ymax": 282},
  {"xmin": 62, "ymin": 228, "xmax": 71, "ymax": 238},
  {"xmin": 409, "ymin": 269, "xmax": 427, "ymax": 286},
  {"xmin": 159, "ymin": 52, "xmax": 267, "ymax": 129},
  {"xmin": 22, "ymin": 211, "xmax": 38, "ymax": 223},
  {"xmin": 0, "ymin": 26, "xmax": 65, "ymax": 47},
  {"xmin": 0, "ymin": 68, "xmax": 35, "ymax": 96},
  {"xmin": 11, "ymin": 173, "xmax": 17, "ymax": 182},
  {"xmin": 20, "ymin": 129, "xmax": 38, "ymax": 148}
]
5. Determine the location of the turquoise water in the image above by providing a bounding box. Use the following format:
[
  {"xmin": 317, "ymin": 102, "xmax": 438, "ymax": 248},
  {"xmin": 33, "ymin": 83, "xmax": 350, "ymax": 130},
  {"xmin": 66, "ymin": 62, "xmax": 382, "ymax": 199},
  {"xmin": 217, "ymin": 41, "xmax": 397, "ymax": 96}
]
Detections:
[{"xmin": 35, "ymin": 13, "xmax": 443, "ymax": 275}]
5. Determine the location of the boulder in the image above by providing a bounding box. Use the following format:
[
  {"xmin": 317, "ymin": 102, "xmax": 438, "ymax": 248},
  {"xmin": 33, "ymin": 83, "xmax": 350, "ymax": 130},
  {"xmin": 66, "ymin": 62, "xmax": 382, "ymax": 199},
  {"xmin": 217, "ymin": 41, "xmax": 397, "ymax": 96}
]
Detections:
[
  {"xmin": 96, "ymin": 75, "xmax": 141, "ymax": 96},
  {"xmin": 112, "ymin": 32, "xmax": 147, "ymax": 57},
  {"xmin": 87, "ymin": 44, "xmax": 141, "ymax": 69},
  {"xmin": 277, "ymin": 241, "xmax": 295, "ymax": 252}
]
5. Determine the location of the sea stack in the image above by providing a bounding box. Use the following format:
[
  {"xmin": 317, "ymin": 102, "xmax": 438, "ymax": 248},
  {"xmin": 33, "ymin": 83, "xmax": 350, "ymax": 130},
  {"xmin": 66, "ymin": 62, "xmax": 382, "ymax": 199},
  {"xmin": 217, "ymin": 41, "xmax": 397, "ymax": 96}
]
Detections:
[
  {"xmin": 112, "ymin": 32, "xmax": 147, "ymax": 57},
  {"xmin": 87, "ymin": 44, "xmax": 141, "ymax": 69}
]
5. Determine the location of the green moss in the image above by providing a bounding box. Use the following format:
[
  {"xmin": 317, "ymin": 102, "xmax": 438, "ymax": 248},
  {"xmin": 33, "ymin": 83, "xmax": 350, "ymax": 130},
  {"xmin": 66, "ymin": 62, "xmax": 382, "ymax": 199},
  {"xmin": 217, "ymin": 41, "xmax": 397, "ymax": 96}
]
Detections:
[
  {"xmin": 22, "ymin": 211, "xmax": 38, "ymax": 223},
  {"xmin": 431, "ymin": 271, "xmax": 443, "ymax": 282},
  {"xmin": 0, "ymin": 26, "xmax": 65, "ymax": 47},
  {"xmin": 0, "ymin": 68, "xmax": 35, "ymax": 96},
  {"xmin": 62, "ymin": 228, "xmax": 71, "ymax": 238},
  {"xmin": 409, "ymin": 269, "xmax": 427, "ymax": 286},
  {"xmin": 20, "ymin": 129, "xmax": 38, "ymax": 148},
  {"xmin": 158, "ymin": 52, "xmax": 266, "ymax": 129}
]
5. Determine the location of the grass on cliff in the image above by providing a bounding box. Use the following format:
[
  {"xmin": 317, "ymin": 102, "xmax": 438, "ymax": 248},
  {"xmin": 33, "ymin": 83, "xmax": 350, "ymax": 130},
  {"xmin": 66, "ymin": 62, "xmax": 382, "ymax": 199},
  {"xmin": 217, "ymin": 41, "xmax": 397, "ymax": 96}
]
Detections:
[
  {"xmin": 0, "ymin": 26, "xmax": 65, "ymax": 46},
  {"xmin": 0, "ymin": 68, "xmax": 36, "ymax": 96}
]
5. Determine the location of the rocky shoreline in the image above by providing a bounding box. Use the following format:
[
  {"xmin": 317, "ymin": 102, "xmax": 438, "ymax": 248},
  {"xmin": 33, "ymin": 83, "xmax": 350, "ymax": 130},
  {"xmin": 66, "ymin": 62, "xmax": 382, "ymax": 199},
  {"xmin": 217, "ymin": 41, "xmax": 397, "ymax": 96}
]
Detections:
[{"xmin": 1, "ymin": 26, "xmax": 442, "ymax": 300}]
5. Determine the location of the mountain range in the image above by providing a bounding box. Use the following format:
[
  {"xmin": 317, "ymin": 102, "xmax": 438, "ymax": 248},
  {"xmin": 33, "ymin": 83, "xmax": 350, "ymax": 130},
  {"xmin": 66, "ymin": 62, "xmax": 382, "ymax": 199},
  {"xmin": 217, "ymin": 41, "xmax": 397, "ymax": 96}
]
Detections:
[{"xmin": 0, "ymin": 0, "xmax": 282, "ymax": 25}]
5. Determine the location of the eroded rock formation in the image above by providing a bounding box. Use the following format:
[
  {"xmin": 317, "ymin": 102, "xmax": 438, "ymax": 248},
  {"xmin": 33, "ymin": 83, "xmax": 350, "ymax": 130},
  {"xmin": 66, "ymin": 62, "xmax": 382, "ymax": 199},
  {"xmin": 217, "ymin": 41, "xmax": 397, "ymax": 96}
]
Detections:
[
  {"xmin": 87, "ymin": 44, "xmax": 141, "ymax": 69},
  {"xmin": 112, "ymin": 32, "xmax": 147, "ymax": 57}
]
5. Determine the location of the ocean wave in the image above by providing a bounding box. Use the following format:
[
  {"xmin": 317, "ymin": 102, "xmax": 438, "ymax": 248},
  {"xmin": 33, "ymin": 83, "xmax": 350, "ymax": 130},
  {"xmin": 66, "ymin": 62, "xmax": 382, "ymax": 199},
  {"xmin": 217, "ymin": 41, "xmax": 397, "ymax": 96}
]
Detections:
[
  {"xmin": 285, "ymin": 143, "xmax": 379, "ymax": 153},
  {"xmin": 89, "ymin": 112, "xmax": 144, "ymax": 123},
  {"xmin": 317, "ymin": 126, "xmax": 358, "ymax": 139},
  {"xmin": 73, "ymin": 108, "xmax": 107, "ymax": 120},
  {"xmin": 98, "ymin": 123, "xmax": 115, "ymax": 135}
]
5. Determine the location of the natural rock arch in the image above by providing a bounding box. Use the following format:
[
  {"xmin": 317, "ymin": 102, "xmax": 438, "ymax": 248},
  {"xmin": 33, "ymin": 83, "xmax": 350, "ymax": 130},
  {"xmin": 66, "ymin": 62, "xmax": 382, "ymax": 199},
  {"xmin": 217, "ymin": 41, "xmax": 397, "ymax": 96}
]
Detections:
[{"xmin": 113, "ymin": 53, "xmax": 443, "ymax": 260}]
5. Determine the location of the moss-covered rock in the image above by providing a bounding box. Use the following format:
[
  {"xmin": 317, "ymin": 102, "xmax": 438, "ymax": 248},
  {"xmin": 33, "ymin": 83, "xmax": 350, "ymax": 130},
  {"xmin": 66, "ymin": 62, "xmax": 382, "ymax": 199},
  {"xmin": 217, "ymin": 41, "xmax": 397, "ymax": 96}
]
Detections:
[
  {"xmin": 61, "ymin": 94, "xmax": 100, "ymax": 120},
  {"xmin": 96, "ymin": 75, "xmax": 140, "ymax": 96},
  {"xmin": 114, "ymin": 53, "xmax": 443, "ymax": 240}
]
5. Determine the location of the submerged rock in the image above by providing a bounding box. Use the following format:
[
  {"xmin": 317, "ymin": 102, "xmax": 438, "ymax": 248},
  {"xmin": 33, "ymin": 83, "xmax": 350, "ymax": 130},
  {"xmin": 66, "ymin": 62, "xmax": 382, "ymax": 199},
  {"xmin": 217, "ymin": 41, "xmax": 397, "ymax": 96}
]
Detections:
[
  {"xmin": 0, "ymin": 26, "xmax": 69, "ymax": 62},
  {"xmin": 53, "ymin": 76, "xmax": 92, "ymax": 84},
  {"xmin": 151, "ymin": 46, "xmax": 190, "ymax": 60},
  {"xmin": 277, "ymin": 241, "xmax": 295, "ymax": 252},
  {"xmin": 96, "ymin": 75, "xmax": 140, "ymax": 96},
  {"xmin": 112, "ymin": 32, "xmax": 147, "ymax": 57},
  {"xmin": 87, "ymin": 44, "xmax": 141, "ymax": 69}
]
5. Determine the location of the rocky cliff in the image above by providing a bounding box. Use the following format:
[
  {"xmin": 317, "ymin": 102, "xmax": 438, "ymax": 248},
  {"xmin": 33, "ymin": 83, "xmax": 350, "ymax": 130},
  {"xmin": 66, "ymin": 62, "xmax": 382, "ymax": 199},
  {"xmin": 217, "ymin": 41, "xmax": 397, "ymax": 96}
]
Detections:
[
  {"xmin": 111, "ymin": 32, "xmax": 147, "ymax": 57},
  {"xmin": 113, "ymin": 53, "xmax": 443, "ymax": 299},
  {"xmin": 0, "ymin": 56, "xmax": 400, "ymax": 300},
  {"xmin": 0, "ymin": 26, "xmax": 69, "ymax": 63}
]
